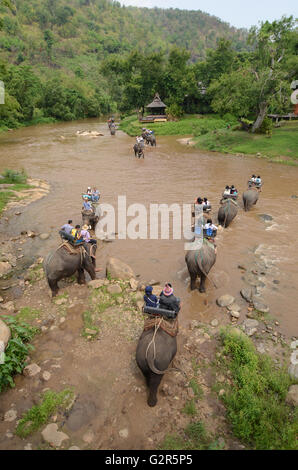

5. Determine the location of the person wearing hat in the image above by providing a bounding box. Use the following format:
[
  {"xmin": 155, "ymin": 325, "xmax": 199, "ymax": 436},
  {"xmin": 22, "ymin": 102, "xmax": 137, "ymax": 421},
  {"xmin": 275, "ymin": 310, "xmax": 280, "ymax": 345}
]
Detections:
[
  {"xmin": 143, "ymin": 286, "xmax": 159, "ymax": 308},
  {"xmin": 80, "ymin": 224, "xmax": 97, "ymax": 245},
  {"xmin": 159, "ymin": 283, "xmax": 181, "ymax": 314},
  {"xmin": 83, "ymin": 197, "xmax": 93, "ymax": 212}
]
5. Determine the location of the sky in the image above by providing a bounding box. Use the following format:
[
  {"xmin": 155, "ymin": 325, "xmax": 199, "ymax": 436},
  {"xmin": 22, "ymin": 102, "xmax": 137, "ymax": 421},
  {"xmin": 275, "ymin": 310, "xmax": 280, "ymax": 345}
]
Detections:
[{"xmin": 120, "ymin": 0, "xmax": 298, "ymax": 29}]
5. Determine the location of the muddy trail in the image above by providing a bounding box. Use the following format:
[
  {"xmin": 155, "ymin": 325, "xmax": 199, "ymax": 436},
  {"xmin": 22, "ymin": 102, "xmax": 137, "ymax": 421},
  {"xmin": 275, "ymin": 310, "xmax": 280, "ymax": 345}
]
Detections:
[{"xmin": 0, "ymin": 119, "xmax": 297, "ymax": 450}]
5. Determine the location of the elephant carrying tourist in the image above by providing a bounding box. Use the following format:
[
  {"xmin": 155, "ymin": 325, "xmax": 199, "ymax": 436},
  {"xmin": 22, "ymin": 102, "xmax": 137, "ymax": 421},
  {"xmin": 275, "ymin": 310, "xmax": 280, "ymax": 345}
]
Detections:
[
  {"xmin": 82, "ymin": 205, "xmax": 101, "ymax": 231},
  {"xmin": 44, "ymin": 242, "xmax": 97, "ymax": 297},
  {"xmin": 185, "ymin": 240, "xmax": 216, "ymax": 293},
  {"xmin": 136, "ymin": 327, "xmax": 177, "ymax": 407},
  {"xmin": 217, "ymin": 198, "xmax": 238, "ymax": 227},
  {"xmin": 110, "ymin": 123, "xmax": 116, "ymax": 135},
  {"xmin": 142, "ymin": 131, "xmax": 156, "ymax": 147},
  {"xmin": 242, "ymin": 188, "xmax": 259, "ymax": 211},
  {"xmin": 133, "ymin": 142, "xmax": 144, "ymax": 158}
]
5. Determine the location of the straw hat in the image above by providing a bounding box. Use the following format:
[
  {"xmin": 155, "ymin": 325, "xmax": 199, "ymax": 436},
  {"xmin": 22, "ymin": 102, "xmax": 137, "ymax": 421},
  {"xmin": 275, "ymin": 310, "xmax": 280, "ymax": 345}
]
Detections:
[{"xmin": 82, "ymin": 224, "xmax": 89, "ymax": 230}]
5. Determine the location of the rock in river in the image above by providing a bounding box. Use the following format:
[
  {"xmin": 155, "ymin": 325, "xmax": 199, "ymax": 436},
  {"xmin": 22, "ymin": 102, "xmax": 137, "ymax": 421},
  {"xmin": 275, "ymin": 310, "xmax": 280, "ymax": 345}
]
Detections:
[
  {"xmin": 42, "ymin": 423, "xmax": 69, "ymax": 448},
  {"xmin": 217, "ymin": 294, "xmax": 235, "ymax": 308},
  {"xmin": 106, "ymin": 257, "xmax": 135, "ymax": 281}
]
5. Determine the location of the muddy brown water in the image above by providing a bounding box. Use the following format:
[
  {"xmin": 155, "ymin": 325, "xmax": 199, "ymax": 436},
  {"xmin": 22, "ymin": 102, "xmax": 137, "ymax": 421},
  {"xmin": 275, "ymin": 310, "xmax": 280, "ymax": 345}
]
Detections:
[{"xmin": 0, "ymin": 119, "xmax": 298, "ymax": 336}]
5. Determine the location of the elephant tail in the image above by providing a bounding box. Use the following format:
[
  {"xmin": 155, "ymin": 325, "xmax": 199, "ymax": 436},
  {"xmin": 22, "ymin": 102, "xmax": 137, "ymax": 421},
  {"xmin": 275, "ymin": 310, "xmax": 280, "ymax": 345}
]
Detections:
[{"xmin": 146, "ymin": 345, "xmax": 167, "ymax": 375}]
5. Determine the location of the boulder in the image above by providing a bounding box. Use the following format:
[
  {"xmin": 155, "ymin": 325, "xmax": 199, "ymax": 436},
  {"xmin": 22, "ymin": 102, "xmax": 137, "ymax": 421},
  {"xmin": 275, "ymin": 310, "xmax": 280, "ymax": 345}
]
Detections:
[
  {"xmin": 240, "ymin": 287, "xmax": 255, "ymax": 303},
  {"xmin": 41, "ymin": 423, "xmax": 69, "ymax": 448},
  {"xmin": 0, "ymin": 261, "xmax": 12, "ymax": 277},
  {"xmin": 129, "ymin": 278, "xmax": 138, "ymax": 291},
  {"xmin": 106, "ymin": 257, "xmax": 135, "ymax": 281},
  {"xmin": 2, "ymin": 301, "xmax": 15, "ymax": 312},
  {"xmin": 252, "ymin": 298, "xmax": 269, "ymax": 313},
  {"xmin": 23, "ymin": 363, "xmax": 41, "ymax": 377},
  {"xmin": 227, "ymin": 303, "xmax": 241, "ymax": 312},
  {"xmin": 243, "ymin": 318, "xmax": 259, "ymax": 336},
  {"xmin": 288, "ymin": 364, "xmax": 298, "ymax": 380},
  {"xmin": 230, "ymin": 311, "xmax": 240, "ymax": 319},
  {"xmin": 39, "ymin": 233, "xmax": 50, "ymax": 240},
  {"xmin": 0, "ymin": 319, "xmax": 11, "ymax": 350},
  {"xmin": 107, "ymin": 284, "xmax": 122, "ymax": 294},
  {"xmin": 88, "ymin": 279, "xmax": 105, "ymax": 289},
  {"xmin": 210, "ymin": 319, "xmax": 219, "ymax": 327},
  {"xmin": 285, "ymin": 385, "xmax": 298, "ymax": 406},
  {"xmin": 217, "ymin": 294, "xmax": 235, "ymax": 308},
  {"xmin": 4, "ymin": 409, "xmax": 17, "ymax": 422}
]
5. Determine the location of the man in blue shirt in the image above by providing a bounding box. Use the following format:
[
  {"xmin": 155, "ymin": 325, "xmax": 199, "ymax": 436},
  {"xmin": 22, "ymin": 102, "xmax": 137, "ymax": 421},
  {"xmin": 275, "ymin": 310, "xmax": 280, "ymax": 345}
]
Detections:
[
  {"xmin": 61, "ymin": 220, "xmax": 74, "ymax": 235},
  {"xmin": 83, "ymin": 198, "xmax": 93, "ymax": 212}
]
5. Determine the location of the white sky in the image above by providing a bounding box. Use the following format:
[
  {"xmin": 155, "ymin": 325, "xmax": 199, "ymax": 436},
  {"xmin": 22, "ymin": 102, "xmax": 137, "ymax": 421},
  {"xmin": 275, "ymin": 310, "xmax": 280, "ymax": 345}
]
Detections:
[{"xmin": 120, "ymin": 0, "xmax": 298, "ymax": 29}]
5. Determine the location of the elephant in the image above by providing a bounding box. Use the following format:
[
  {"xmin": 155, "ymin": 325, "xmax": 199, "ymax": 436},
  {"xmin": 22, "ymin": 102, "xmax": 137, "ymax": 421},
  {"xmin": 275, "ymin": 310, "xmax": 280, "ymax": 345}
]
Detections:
[
  {"xmin": 185, "ymin": 241, "xmax": 216, "ymax": 293},
  {"xmin": 242, "ymin": 188, "xmax": 259, "ymax": 211},
  {"xmin": 82, "ymin": 205, "xmax": 101, "ymax": 231},
  {"xmin": 136, "ymin": 328, "xmax": 177, "ymax": 407},
  {"xmin": 218, "ymin": 198, "xmax": 238, "ymax": 227},
  {"xmin": 44, "ymin": 243, "xmax": 97, "ymax": 297},
  {"xmin": 133, "ymin": 142, "xmax": 144, "ymax": 158},
  {"xmin": 142, "ymin": 132, "xmax": 156, "ymax": 146},
  {"xmin": 110, "ymin": 124, "xmax": 116, "ymax": 135}
]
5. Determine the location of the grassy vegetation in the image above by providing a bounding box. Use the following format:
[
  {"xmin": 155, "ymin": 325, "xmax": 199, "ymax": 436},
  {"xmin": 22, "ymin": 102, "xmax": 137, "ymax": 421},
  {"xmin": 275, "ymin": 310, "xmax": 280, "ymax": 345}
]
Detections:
[
  {"xmin": 0, "ymin": 316, "xmax": 39, "ymax": 392},
  {"xmin": 15, "ymin": 389, "xmax": 74, "ymax": 438},
  {"xmin": 16, "ymin": 307, "xmax": 41, "ymax": 323},
  {"xmin": 194, "ymin": 121, "xmax": 298, "ymax": 162},
  {"xmin": 0, "ymin": 169, "xmax": 32, "ymax": 215},
  {"xmin": 120, "ymin": 115, "xmax": 298, "ymax": 164},
  {"xmin": 120, "ymin": 114, "xmax": 236, "ymax": 137},
  {"xmin": 218, "ymin": 328, "xmax": 298, "ymax": 450},
  {"xmin": 162, "ymin": 420, "xmax": 225, "ymax": 450}
]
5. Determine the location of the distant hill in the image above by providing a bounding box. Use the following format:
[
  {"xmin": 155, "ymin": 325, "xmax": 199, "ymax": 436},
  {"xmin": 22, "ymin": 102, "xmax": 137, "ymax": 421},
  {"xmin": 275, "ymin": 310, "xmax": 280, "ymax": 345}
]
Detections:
[{"xmin": 0, "ymin": 0, "xmax": 248, "ymax": 69}]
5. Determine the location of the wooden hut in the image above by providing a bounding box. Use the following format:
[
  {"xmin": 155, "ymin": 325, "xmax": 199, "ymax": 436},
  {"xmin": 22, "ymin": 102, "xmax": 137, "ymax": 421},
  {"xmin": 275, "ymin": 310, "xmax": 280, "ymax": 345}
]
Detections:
[{"xmin": 140, "ymin": 93, "xmax": 167, "ymax": 123}]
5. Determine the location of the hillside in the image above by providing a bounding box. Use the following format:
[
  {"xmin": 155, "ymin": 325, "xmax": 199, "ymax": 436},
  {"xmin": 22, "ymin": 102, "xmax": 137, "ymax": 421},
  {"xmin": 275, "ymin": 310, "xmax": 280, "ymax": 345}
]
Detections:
[
  {"xmin": 0, "ymin": 0, "xmax": 247, "ymax": 67},
  {"xmin": 0, "ymin": 0, "xmax": 250, "ymax": 128}
]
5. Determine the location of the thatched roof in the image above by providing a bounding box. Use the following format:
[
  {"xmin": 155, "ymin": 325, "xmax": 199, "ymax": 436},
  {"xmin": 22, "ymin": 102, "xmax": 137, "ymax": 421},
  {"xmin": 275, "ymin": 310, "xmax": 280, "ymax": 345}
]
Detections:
[{"xmin": 147, "ymin": 93, "xmax": 167, "ymax": 108}]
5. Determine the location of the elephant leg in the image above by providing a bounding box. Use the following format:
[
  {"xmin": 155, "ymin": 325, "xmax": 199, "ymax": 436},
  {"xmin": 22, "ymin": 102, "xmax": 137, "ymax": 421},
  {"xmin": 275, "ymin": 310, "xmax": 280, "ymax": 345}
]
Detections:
[
  {"xmin": 190, "ymin": 272, "xmax": 197, "ymax": 291},
  {"xmin": 199, "ymin": 273, "xmax": 206, "ymax": 293},
  {"xmin": 49, "ymin": 278, "xmax": 59, "ymax": 297},
  {"xmin": 77, "ymin": 268, "xmax": 86, "ymax": 284},
  {"xmin": 147, "ymin": 373, "xmax": 163, "ymax": 407}
]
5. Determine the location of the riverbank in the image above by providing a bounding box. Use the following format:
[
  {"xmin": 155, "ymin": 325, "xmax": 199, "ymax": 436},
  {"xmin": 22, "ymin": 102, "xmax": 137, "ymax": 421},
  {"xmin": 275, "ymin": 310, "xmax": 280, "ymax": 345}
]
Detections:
[
  {"xmin": 120, "ymin": 115, "xmax": 298, "ymax": 164},
  {"xmin": 0, "ymin": 170, "xmax": 50, "ymax": 217}
]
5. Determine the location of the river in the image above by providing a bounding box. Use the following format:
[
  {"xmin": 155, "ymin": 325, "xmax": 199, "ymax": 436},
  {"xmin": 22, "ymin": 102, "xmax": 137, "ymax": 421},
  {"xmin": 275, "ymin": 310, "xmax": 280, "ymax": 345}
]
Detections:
[{"xmin": 0, "ymin": 119, "xmax": 297, "ymax": 336}]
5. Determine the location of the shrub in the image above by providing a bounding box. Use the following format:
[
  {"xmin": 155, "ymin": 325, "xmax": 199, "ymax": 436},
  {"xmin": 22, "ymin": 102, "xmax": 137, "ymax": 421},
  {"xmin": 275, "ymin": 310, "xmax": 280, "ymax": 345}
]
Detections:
[
  {"xmin": 167, "ymin": 103, "xmax": 184, "ymax": 119},
  {"xmin": 1, "ymin": 168, "xmax": 27, "ymax": 184},
  {"xmin": 218, "ymin": 329, "xmax": 298, "ymax": 450},
  {"xmin": 257, "ymin": 117, "xmax": 273, "ymax": 136},
  {"xmin": 0, "ymin": 316, "xmax": 38, "ymax": 392}
]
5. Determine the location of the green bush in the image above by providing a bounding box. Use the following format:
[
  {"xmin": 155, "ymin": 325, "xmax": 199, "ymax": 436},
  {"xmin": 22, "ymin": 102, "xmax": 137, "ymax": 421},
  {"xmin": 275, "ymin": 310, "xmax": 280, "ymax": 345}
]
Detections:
[
  {"xmin": 167, "ymin": 103, "xmax": 184, "ymax": 119},
  {"xmin": 1, "ymin": 168, "xmax": 27, "ymax": 184},
  {"xmin": 0, "ymin": 316, "xmax": 38, "ymax": 392},
  {"xmin": 218, "ymin": 329, "xmax": 298, "ymax": 450},
  {"xmin": 257, "ymin": 117, "xmax": 273, "ymax": 136}
]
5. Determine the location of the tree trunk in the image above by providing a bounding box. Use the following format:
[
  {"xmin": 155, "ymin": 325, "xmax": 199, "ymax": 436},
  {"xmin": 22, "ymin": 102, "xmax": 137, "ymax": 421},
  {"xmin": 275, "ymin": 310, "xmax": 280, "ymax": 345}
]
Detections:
[{"xmin": 251, "ymin": 102, "xmax": 267, "ymax": 133}]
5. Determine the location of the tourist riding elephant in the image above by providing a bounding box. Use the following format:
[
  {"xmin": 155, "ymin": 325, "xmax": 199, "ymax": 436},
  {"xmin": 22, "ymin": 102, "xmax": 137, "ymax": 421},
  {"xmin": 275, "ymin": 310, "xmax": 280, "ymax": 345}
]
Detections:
[
  {"xmin": 44, "ymin": 243, "xmax": 97, "ymax": 297},
  {"xmin": 242, "ymin": 188, "xmax": 259, "ymax": 211},
  {"xmin": 82, "ymin": 205, "xmax": 101, "ymax": 231},
  {"xmin": 142, "ymin": 132, "xmax": 156, "ymax": 146},
  {"xmin": 218, "ymin": 198, "xmax": 238, "ymax": 227},
  {"xmin": 136, "ymin": 328, "xmax": 177, "ymax": 407},
  {"xmin": 185, "ymin": 241, "xmax": 216, "ymax": 293},
  {"xmin": 133, "ymin": 142, "xmax": 144, "ymax": 158}
]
